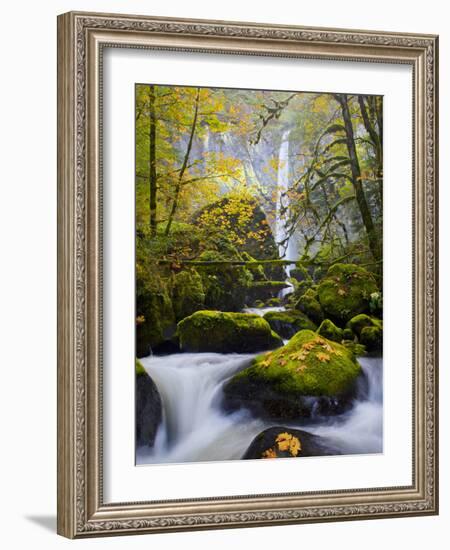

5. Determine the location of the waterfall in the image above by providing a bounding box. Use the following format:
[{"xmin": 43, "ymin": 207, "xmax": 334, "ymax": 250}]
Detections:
[
  {"xmin": 275, "ymin": 129, "xmax": 297, "ymax": 298},
  {"xmin": 136, "ymin": 353, "xmax": 268, "ymax": 464},
  {"xmin": 137, "ymin": 354, "xmax": 383, "ymax": 465}
]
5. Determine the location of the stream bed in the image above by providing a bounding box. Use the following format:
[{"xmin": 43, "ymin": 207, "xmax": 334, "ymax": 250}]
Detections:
[{"xmin": 136, "ymin": 348, "xmax": 382, "ymax": 465}]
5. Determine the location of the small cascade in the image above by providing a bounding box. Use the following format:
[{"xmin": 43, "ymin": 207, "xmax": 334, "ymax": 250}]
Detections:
[
  {"xmin": 137, "ymin": 354, "xmax": 383, "ymax": 465},
  {"xmin": 275, "ymin": 129, "xmax": 297, "ymax": 299}
]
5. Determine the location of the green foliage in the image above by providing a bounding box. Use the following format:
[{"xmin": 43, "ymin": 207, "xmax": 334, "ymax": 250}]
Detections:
[
  {"xmin": 196, "ymin": 249, "xmax": 253, "ymax": 311},
  {"xmin": 134, "ymin": 85, "xmax": 383, "ymax": 355},
  {"xmin": 172, "ymin": 269, "xmax": 205, "ymax": 321},
  {"xmin": 195, "ymin": 193, "xmax": 279, "ymax": 260}
]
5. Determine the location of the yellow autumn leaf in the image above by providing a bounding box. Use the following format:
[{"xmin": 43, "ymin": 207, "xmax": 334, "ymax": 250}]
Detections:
[
  {"xmin": 321, "ymin": 342, "xmax": 334, "ymax": 352},
  {"xmin": 275, "ymin": 432, "xmax": 292, "ymax": 452},
  {"xmin": 259, "ymin": 357, "xmax": 272, "ymax": 368},
  {"xmin": 289, "ymin": 350, "xmax": 307, "ymax": 361},
  {"xmin": 289, "ymin": 436, "xmax": 302, "ymax": 457},
  {"xmin": 262, "ymin": 447, "xmax": 277, "ymax": 459}
]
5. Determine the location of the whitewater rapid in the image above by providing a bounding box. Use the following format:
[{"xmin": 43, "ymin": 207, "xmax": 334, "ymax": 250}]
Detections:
[{"xmin": 136, "ymin": 351, "xmax": 383, "ymax": 465}]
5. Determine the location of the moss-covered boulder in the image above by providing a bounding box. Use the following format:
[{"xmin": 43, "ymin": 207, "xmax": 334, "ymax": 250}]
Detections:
[
  {"xmin": 342, "ymin": 341, "xmax": 367, "ymax": 357},
  {"xmin": 223, "ymin": 330, "xmax": 362, "ymax": 419},
  {"xmin": 242, "ymin": 427, "xmax": 341, "ymax": 459},
  {"xmin": 317, "ymin": 263, "xmax": 378, "ymax": 324},
  {"xmin": 295, "ymin": 289, "xmax": 324, "ymax": 326},
  {"xmin": 346, "ymin": 314, "xmax": 382, "ymax": 337},
  {"xmin": 172, "ymin": 268, "xmax": 205, "ymax": 321},
  {"xmin": 177, "ymin": 310, "xmax": 283, "ymax": 353},
  {"xmin": 317, "ymin": 319, "xmax": 343, "ymax": 342},
  {"xmin": 360, "ymin": 326, "xmax": 382, "ymax": 352},
  {"xmin": 135, "ymin": 359, "xmax": 162, "ymax": 447},
  {"xmin": 136, "ymin": 286, "xmax": 175, "ymax": 358},
  {"xmin": 263, "ymin": 309, "xmax": 316, "ymax": 339}
]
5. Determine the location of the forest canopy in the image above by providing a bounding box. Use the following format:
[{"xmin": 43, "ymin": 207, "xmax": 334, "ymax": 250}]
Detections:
[{"xmin": 135, "ymin": 84, "xmax": 382, "ymax": 265}]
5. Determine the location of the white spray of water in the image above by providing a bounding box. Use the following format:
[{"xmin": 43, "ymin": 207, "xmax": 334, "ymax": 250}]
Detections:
[
  {"xmin": 136, "ymin": 353, "xmax": 383, "ymax": 465},
  {"xmin": 305, "ymin": 357, "xmax": 383, "ymax": 454},
  {"xmin": 136, "ymin": 353, "xmax": 268, "ymax": 464},
  {"xmin": 242, "ymin": 306, "xmax": 285, "ymax": 317}
]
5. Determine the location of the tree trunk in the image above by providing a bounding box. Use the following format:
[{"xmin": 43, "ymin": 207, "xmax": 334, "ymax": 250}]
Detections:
[
  {"xmin": 165, "ymin": 88, "xmax": 200, "ymax": 237},
  {"xmin": 148, "ymin": 85, "xmax": 157, "ymax": 236},
  {"xmin": 335, "ymin": 94, "xmax": 381, "ymax": 262}
]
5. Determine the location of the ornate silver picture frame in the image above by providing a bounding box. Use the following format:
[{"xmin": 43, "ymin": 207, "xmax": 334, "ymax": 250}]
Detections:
[{"xmin": 57, "ymin": 11, "xmax": 438, "ymax": 538}]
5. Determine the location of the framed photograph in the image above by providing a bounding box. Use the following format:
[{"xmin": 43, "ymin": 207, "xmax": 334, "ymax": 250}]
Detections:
[{"xmin": 57, "ymin": 11, "xmax": 439, "ymax": 538}]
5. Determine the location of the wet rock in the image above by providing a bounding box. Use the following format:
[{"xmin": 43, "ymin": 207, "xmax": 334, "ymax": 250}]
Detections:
[
  {"xmin": 243, "ymin": 426, "xmax": 341, "ymax": 459},
  {"xmin": 223, "ymin": 330, "xmax": 362, "ymax": 420},
  {"xmin": 317, "ymin": 263, "xmax": 378, "ymax": 324},
  {"xmin": 135, "ymin": 359, "xmax": 162, "ymax": 447},
  {"xmin": 263, "ymin": 309, "xmax": 316, "ymax": 339}
]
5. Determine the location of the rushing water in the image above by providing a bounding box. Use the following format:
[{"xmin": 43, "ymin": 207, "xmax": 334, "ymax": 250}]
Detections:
[
  {"xmin": 136, "ymin": 352, "xmax": 383, "ymax": 465},
  {"xmin": 274, "ymin": 129, "xmax": 297, "ymax": 299},
  {"xmin": 242, "ymin": 306, "xmax": 285, "ymax": 317}
]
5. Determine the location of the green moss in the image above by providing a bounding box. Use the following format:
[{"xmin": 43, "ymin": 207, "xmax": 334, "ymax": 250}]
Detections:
[
  {"xmin": 312, "ymin": 266, "xmax": 325, "ymax": 282},
  {"xmin": 172, "ymin": 269, "xmax": 205, "ymax": 321},
  {"xmin": 263, "ymin": 309, "xmax": 316, "ymax": 338},
  {"xmin": 303, "ymin": 288, "xmax": 318, "ymax": 299},
  {"xmin": 177, "ymin": 310, "xmax": 283, "ymax": 353},
  {"xmin": 290, "ymin": 264, "xmax": 311, "ymax": 283},
  {"xmin": 246, "ymin": 280, "xmax": 290, "ymax": 305},
  {"xmin": 342, "ymin": 341, "xmax": 367, "ymax": 357},
  {"xmin": 360, "ymin": 326, "xmax": 383, "ymax": 352},
  {"xmin": 250, "ymin": 281, "xmax": 288, "ymax": 289},
  {"xmin": 342, "ymin": 328, "xmax": 354, "ymax": 341},
  {"xmin": 316, "ymin": 263, "xmax": 378, "ymax": 324},
  {"xmin": 346, "ymin": 314, "xmax": 383, "ymax": 337},
  {"xmin": 241, "ymin": 251, "xmax": 267, "ymax": 281},
  {"xmin": 135, "ymin": 358, "xmax": 146, "ymax": 377},
  {"xmin": 136, "ymin": 282, "xmax": 175, "ymax": 357},
  {"xmin": 266, "ymin": 297, "xmax": 282, "ymax": 307},
  {"xmin": 295, "ymin": 293, "xmax": 324, "ymax": 325},
  {"xmin": 317, "ymin": 319, "xmax": 343, "ymax": 342},
  {"xmin": 229, "ymin": 330, "xmax": 361, "ymax": 398},
  {"xmin": 197, "ymin": 250, "xmax": 253, "ymax": 311}
]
